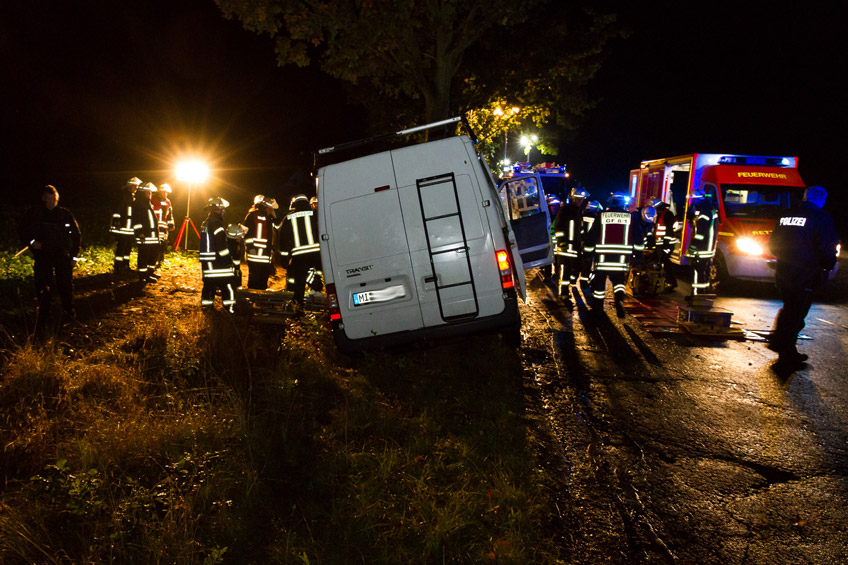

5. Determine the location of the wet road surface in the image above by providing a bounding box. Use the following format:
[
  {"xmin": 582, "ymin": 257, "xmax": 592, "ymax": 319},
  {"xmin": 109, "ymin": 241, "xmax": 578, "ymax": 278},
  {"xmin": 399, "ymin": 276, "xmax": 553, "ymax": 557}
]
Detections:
[{"xmin": 519, "ymin": 270, "xmax": 848, "ymax": 563}]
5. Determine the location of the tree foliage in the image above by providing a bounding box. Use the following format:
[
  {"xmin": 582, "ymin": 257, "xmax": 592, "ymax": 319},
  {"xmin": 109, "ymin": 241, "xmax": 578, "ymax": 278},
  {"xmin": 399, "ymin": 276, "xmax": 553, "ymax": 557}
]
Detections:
[{"xmin": 215, "ymin": 0, "xmax": 623, "ymax": 156}]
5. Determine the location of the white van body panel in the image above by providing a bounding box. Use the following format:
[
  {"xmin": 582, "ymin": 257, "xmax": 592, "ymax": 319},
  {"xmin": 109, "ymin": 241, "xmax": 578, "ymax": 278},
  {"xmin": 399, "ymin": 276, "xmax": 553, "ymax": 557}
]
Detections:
[{"xmin": 318, "ymin": 135, "xmax": 524, "ymax": 350}]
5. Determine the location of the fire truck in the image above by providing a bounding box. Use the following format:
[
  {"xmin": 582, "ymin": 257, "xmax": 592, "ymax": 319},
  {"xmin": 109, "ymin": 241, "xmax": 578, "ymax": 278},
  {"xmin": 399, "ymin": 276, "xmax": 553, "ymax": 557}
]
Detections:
[{"xmin": 628, "ymin": 153, "xmax": 808, "ymax": 282}]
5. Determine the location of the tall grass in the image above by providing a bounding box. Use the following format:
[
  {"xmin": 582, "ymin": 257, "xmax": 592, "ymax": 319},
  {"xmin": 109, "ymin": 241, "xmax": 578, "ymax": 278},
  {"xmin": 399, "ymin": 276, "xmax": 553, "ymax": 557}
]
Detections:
[{"xmin": 1, "ymin": 303, "xmax": 562, "ymax": 563}]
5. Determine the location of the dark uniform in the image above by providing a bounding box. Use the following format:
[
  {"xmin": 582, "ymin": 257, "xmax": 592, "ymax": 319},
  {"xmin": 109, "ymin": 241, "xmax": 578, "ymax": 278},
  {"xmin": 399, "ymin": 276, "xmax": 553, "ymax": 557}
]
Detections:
[
  {"xmin": 767, "ymin": 187, "xmax": 838, "ymax": 366},
  {"xmin": 200, "ymin": 199, "xmax": 236, "ymax": 312},
  {"xmin": 19, "ymin": 185, "xmax": 81, "ymax": 327},
  {"xmin": 131, "ymin": 183, "xmax": 160, "ymax": 282},
  {"xmin": 579, "ymin": 201, "xmax": 602, "ymax": 291},
  {"xmin": 226, "ymin": 223, "xmax": 248, "ymax": 289},
  {"xmin": 585, "ymin": 193, "xmax": 645, "ymax": 318},
  {"xmin": 110, "ymin": 177, "xmax": 138, "ymax": 272},
  {"xmin": 551, "ymin": 192, "xmax": 586, "ymax": 301},
  {"xmin": 244, "ymin": 197, "xmax": 278, "ymax": 290},
  {"xmin": 685, "ymin": 195, "xmax": 719, "ymax": 295},
  {"xmin": 152, "ymin": 185, "xmax": 174, "ymax": 267},
  {"xmin": 279, "ymin": 194, "xmax": 321, "ymax": 305},
  {"xmin": 654, "ymin": 203, "xmax": 679, "ymax": 289}
]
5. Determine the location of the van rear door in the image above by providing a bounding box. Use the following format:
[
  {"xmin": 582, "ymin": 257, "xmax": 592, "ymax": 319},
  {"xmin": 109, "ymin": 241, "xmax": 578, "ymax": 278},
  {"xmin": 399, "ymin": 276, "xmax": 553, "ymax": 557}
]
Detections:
[
  {"xmin": 322, "ymin": 152, "xmax": 424, "ymax": 338},
  {"xmin": 498, "ymin": 174, "xmax": 553, "ymax": 269}
]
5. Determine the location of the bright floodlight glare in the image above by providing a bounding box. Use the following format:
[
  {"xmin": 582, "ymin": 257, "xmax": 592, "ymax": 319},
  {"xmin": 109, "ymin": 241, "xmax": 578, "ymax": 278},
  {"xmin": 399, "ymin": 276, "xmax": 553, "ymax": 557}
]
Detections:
[{"xmin": 176, "ymin": 161, "xmax": 209, "ymax": 183}]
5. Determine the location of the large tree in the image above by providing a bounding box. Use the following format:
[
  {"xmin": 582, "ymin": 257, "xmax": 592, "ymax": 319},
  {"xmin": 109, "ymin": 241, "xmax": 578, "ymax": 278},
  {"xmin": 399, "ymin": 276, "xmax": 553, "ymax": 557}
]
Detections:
[{"xmin": 215, "ymin": 0, "xmax": 621, "ymax": 153}]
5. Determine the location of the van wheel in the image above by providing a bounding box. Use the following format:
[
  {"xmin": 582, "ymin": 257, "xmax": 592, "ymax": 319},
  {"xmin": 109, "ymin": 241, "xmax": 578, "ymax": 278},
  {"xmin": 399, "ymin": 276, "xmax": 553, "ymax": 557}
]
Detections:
[{"xmin": 501, "ymin": 322, "xmax": 522, "ymax": 348}]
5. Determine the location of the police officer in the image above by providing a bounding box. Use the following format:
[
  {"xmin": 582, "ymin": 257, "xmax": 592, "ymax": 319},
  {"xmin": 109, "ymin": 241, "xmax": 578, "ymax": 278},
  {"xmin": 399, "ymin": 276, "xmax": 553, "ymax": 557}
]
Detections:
[
  {"xmin": 685, "ymin": 187, "xmax": 719, "ymax": 296},
  {"xmin": 200, "ymin": 197, "xmax": 236, "ymax": 312},
  {"xmin": 653, "ymin": 199, "xmax": 679, "ymax": 291},
  {"xmin": 19, "ymin": 185, "xmax": 81, "ymax": 328},
  {"xmin": 110, "ymin": 176, "xmax": 140, "ymax": 273},
  {"xmin": 152, "ymin": 182, "xmax": 175, "ymax": 267},
  {"xmin": 766, "ymin": 186, "xmax": 838, "ymax": 368},
  {"xmin": 243, "ymin": 195, "xmax": 279, "ymax": 290},
  {"xmin": 131, "ymin": 182, "xmax": 160, "ymax": 283},
  {"xmin": 551, "ymin": 187, "xmax": 588, "ymax": 304},
  {"xmin": 585, "ymin": 192, "xmax": 645, "ymax": 318},
  {"xmin": 279, "ymin": 193, "xmax": 321, "ymax": 305}
]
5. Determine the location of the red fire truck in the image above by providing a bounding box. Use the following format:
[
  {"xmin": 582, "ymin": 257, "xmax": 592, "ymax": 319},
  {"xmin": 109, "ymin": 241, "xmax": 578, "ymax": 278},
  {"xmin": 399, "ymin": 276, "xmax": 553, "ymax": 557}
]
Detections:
[{"xmin": 628, "ymin": 153, "xmax": 810, "ymax": 282}]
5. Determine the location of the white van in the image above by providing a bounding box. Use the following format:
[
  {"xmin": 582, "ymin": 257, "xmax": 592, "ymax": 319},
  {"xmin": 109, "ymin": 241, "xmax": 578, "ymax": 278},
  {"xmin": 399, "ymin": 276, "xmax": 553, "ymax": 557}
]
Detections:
[{"xmin": 316, "ymin": 119, "xmax": 529, "ymax": 352}]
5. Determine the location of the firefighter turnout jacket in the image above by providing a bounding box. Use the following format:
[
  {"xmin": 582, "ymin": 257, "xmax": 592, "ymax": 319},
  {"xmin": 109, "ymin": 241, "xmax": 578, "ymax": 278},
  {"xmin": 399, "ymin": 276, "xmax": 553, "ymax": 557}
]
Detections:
[
  {"xmin": 585, "ymin": 209, "xmax": 645, "ymax": 273},
  {"xmin": 278, "ymin": 207, "xmax": 320, "ymax": 264},
  {"xmin": 152, "ymin": 195, "xmax": 174, "ymax": 241},
  {"xmin": 655, "ymin": 208, "xmax": 679, "ymax": 250},
  {"xmin": 552, "ymin": 204, "xmax": 583, "ymax": 259},
  {"xmin": 686, "ymin": 201, "xmax": 718, "ymax": 260},
  {"xmin": 110, "ymin": 189, "xmax": 134, "ymax": 238},
  {"xmin": 131, "ymin": 197, "xmax": 159, "ymax": 247},
  {"xmin": 244, "ymin": 206, "xmax": 275, "ymax": 266}
]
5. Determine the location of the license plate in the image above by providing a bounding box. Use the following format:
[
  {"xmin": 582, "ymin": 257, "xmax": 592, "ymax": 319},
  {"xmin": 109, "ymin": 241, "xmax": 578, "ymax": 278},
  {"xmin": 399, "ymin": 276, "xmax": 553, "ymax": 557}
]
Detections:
[{"xmin": 352, "ymin": 284, "xmax": 406, "ymax": 307}]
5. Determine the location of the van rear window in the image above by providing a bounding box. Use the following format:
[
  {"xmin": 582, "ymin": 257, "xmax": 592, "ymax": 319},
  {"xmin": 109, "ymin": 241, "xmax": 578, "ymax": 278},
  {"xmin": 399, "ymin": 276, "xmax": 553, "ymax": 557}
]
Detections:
[{"xmin": 330, "ymin": 192, "xmax": 409, "ymax": 264}]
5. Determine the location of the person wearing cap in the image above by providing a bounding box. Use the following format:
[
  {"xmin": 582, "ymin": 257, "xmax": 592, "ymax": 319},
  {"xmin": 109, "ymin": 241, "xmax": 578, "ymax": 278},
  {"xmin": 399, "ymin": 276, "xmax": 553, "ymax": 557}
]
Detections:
[
  {"xmin": 19, "ymin": 185, "xmax": 81, "ymax": 329},
  {"xmin": 243, "ymin": 195, "xmax": 279, "ymax": 290},
  {"xmin": 110, "ymin": 177, "xmax": 140, "ymax": 273},
  {"xmin": 279, "ymin": 194, "xmax": 321, "ymax": 306},
  {"xmin": 152, "ymin": 182, "xmax": 175, "ymax": 267},
  {"xmin": 131, "ymin": 182, "xmax": 161, "ymax": 283},
  {"xmin": 200, "ymin": 197, "xmax": 237, "ymax": 312},
  {"xmin": 766, "ymin": 186, "xmax": 839, "ymax": 370},
  {"xmin": 226, "ymin": 223, "xmax": 249, "ymax": 289}
]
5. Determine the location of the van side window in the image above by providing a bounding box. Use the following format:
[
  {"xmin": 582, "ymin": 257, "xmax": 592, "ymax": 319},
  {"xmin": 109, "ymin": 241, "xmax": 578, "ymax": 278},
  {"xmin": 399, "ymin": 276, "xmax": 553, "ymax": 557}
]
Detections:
[{"xmin": 499, "ymin": 177, "xmax": 541, "ymax": 221}]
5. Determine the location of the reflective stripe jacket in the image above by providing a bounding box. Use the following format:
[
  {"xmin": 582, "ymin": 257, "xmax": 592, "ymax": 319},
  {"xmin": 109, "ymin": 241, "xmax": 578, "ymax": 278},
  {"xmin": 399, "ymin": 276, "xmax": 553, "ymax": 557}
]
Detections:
[
  {"xmin": 654, "ymin": 208, "xmax": 679, "ymax": 247},
  {"xmin": 110, "ymin": 190, "xmax": 135, "ymax": 236},
  {"xmin": 152, "ymin": 197, "xmax": 174, "ymax": 240},
  {"xmin": 244, "ymin": 208, "xmax": 274, "ymax": 264},
  {"xmin": 552, "ymin": 204, "xmax": 583, "ymax": 259},
  {"xmin": 585, "ymin": 208, "xmax": 645, "ymax": 272},
  {"xmin": 686, "ymin": 201, "xmax": 718, "ymax": 259},
  {"xmin": 131, "ymin": 198, "xmax": 159, "ymax": 246},
  {"xmin": 278, "ymin": 209, "xmax": 319, "ymax": 262},
  {"xmin": 200, "ymin": 213, "xmax": 233, "ymax": 279}
]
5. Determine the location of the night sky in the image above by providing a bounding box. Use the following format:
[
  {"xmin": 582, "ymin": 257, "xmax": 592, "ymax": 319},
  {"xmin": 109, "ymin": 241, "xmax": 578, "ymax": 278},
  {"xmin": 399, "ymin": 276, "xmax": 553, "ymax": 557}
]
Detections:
[{"xmin": 2, "ymin": 1, "xmax": 845, "ymax": 234}]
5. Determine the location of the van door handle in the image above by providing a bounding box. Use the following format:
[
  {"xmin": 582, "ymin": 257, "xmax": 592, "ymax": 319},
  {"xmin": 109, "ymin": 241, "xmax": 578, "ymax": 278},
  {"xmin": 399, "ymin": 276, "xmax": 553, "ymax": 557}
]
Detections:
[{"xmin": 424, "ymin": 275, "xmax": 437, "ymax": 284}]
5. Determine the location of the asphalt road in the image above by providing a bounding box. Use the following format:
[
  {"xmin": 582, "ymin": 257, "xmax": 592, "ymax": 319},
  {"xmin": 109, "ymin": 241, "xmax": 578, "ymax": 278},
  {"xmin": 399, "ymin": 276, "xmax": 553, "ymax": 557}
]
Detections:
[{"xmin": 519, "ymin": 265, "xmax": 848, "ymax": 564}]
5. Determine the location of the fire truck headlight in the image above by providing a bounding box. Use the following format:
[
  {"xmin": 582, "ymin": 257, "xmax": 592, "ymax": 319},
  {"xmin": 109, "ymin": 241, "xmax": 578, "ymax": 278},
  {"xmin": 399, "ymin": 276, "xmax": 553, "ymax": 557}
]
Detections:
[{"xmin": 736, "ymin": 237, "xmax": 764, "ymax": 256}]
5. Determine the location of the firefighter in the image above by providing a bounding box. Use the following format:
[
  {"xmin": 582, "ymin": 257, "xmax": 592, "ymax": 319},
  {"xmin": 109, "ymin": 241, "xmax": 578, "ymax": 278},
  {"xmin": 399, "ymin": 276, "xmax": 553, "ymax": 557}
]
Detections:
[
  {"xmin": 152, "ymin": 182, "xmax": 175, "ymax": 267},
  {"xmin": 110, "ymin": 176, "xmax": 140, "ymax": 273},
  {"xmin": 578, "ymin": 200, "xmax": 602, "ymax": 293},
  {"xmin": 309, "ymin": 196, "xmax": 318, "ymax": 211},
  {"xmin": 131, "ymin": 182, "xmax": 160, "ymax": 283},
  {"xmin": 279, "ymin": 193, "xmax": 321, "ymax": 306},
  {"xmin": 243, "ymin": 195, "xmax": 279, "ymax": 290},
  {"xmin": 685, "ymin": 187, "xmax": 719, "ymax": 295},
  {"xmin": 584, "ymin": 192, "xmax": 645, "ymax": 318},
  {"xmin": 200, "ymin": 197, "xmax": 236, "ymax": 312},
  {"xmin": 552, "ymin": 187, "xmax": 588, "ymax": 304},
  {"xmin": 652, "ymin": 199, "xmax": 679, "ymax": 291},
  {"xmin": 766, "ymin": 186, "xmax": 838, "ymax": 369},
  {"xmin": 19, "ymin": 185, "xmax": 81, "ymax": 328},
  {"xmin": 226, "ymin": 223, "xmax": 249, "ymax": 289}
]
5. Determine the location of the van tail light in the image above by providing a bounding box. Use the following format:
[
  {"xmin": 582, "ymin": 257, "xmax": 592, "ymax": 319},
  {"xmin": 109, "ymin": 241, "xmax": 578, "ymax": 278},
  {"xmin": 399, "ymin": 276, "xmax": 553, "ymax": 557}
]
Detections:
[
  {"xmin": 326, "ymin": 283, "xmax": 342, "ymax": 321},
  {"xmin": 496, "ymin": 249, "xmax": 514, "ymax": 289}
]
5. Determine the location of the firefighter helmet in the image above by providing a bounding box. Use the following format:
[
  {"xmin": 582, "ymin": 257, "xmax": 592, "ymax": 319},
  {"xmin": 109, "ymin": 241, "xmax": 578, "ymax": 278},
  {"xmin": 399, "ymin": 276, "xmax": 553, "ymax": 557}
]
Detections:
[
  {"xmin": 158, "ymin": 183, "xmax": 172, "ymax": 194},
  {"xmin": 124, "ymin": 177, "xmax": 142, "ymax": 189},
  {"xmin": 309, "ymin": 196, "xmax": 318, "ymax": 208},
  {"xmin": 607, "ymin": 192, "xmax": 630, "ymax": 209},
  {"xmin": 253, "ymin": 194, "xmax": 279, "ymax": 209},
  {"xmin": 139, "ymin": 182, "xmax": 158, "ymax": 192},
  {"xmin": 803, "ymin": 185, "xmax": 827, "ymax": 208},
  {"xmin": 290, "ymin": 193, "xmax": 310, "ymax": 210},
  {"xmin": 205, "ymin": 197, "xmax": 229, "ymax": 211},
  {"xmin": 586, "ymin": 200, "xmax": 603, "ymax": 212},
  {"xmin": 226, "ymin": 223, "xmax": 249, "ymax": 238},
  {"xmin": 568, "ymin": 187, "xmax": 589, "ymax": 204},
  {"xmin": 690, "ymin": 186, "xmax": 707, "ymax": 199},
  {"xmin": 641, "ymin": 206, "xmax": 657, "ymax": 224}
]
